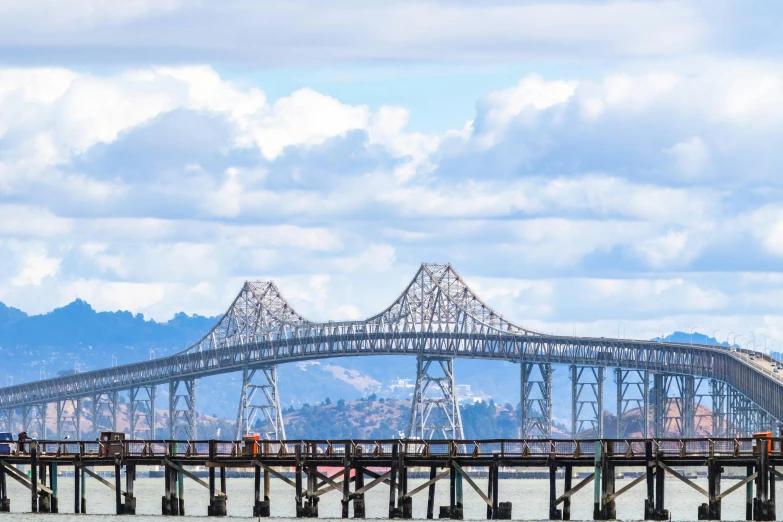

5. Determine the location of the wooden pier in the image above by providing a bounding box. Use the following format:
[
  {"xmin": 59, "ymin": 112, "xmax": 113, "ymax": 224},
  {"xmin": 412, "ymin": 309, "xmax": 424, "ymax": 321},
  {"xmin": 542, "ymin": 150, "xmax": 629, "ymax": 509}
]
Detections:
[{"xmin": 0, "ymin": 437, "xmax": 780, "ymax": 520}]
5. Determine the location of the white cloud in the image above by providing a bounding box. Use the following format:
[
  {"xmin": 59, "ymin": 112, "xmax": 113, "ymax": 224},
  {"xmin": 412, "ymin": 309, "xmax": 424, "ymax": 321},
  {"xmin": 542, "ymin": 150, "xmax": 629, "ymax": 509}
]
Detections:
[{"xmin": 664, "ymin": 137, "xmax": 710, "ymax": 177}]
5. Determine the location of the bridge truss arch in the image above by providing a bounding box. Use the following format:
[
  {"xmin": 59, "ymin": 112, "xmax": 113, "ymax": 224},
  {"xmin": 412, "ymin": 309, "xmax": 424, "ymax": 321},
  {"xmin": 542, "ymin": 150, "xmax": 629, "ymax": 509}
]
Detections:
[{"xmin": 0, "ymin": 263, "xmax": 780, "ymax": 439}]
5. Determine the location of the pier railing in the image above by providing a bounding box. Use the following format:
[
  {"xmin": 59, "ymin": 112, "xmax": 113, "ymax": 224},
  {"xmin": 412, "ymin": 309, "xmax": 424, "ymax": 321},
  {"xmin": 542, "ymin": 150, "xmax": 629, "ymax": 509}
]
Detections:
[{"xmin": 5, "ymin": 436, "xmax": 781, "ymax": 460}]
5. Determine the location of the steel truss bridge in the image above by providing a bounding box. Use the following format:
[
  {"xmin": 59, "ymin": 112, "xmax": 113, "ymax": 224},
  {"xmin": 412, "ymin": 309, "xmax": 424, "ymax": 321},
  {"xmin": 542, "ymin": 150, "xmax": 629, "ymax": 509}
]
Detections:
[{"xmin": 0, "ymin": 264, "xmax": 781, "ymax": 441}]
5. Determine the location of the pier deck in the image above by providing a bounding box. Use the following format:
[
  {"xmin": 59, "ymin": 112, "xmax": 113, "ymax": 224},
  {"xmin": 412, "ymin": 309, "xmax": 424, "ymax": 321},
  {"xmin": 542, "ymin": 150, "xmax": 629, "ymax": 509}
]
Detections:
[{"xmin": 0, "ymin": 437, "xmax": 779, "ymax": 520}]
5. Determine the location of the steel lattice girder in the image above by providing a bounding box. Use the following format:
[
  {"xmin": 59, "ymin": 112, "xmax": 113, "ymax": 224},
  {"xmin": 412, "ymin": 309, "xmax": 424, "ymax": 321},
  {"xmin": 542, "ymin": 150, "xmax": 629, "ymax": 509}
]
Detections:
[
  {"xmin": 407, "ymin": 356, "xmax": 464, "ymax": 440},
  {"xmin": 0, "ymin": 263, "xmax": 781, "ymax": 426},
  {"xmin": 235, "ymin": 366, "xmax": 286, "ymax": 440}
]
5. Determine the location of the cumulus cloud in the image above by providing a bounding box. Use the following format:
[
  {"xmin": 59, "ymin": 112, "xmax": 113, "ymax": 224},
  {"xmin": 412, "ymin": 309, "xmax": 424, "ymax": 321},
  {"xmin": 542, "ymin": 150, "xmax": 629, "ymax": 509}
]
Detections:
[{"xmin": 0, "ymin": 57, "xmax": 780, "ymax": 348}]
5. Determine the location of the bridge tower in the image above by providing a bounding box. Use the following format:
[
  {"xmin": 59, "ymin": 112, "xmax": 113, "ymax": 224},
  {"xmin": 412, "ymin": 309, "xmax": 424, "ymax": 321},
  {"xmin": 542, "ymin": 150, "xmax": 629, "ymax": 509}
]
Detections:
[
  {"xmin": 407, "ymin": 356, "xmax": 464, "ymax": 439},
  {"xmin": 235, "ymin": 366, "xmax": 286, "ymax": 440},
  {"xmin": 130, "ymin": 385, "xmax": 157, "ymax": 439},
  {"xmin": 570, "ymin": 365, "xmax": 604, "ymax": 438},
  {"xmin": 169, "ymin": 379, "xmax": 197, "ymax": 440},
  {"xmin": 615, "ymin": 368, "xmax": 649, "ymax": 437},
  {"xmin": 520, "ymin": 362, "xmax": 552, "ymax": 438}
]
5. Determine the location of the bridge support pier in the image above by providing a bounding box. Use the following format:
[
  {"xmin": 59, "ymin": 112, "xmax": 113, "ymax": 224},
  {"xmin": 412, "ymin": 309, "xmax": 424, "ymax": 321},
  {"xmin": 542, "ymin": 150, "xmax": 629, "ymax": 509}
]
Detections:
[
  {"xmin": 0, "ymin": 464, "xmax": 8, "ymax": 512},
  {"xmin": 22, "ymin": 403, "xmax": 46, "ymax": 439},
  {"xmin": 520, "ymin": 363, "xmax": 552, "ymax": 438},
  {"xmin": 169, "ymin": 379, "xmax": 197, "ymax": 440},
  {"xmin": 56, "ymin": 399, "xmax": 80, "ymax": 441},
  {"xmin": 571, "ymin": 366, "xmax": 603, "ymax": 438},
  {"xmin": 616, "ymin": 369, "xmax": 649, "ymax": 437},
  {"xmin": 408, "ymin": 356, "xmax": 464, "ymax": 439},
  {"xmin": 91, "ymin": 392, "xmax": 118, "ymax": 438},
  {"xmin": 0, "ymin": 409, "xmax": 13, "ymax": 435},
  {"xmin": 130, "ymin": 385, "xmax": 157, "ymax": 439},
  {"xmin": 236, "ymin": 366, "xmax": 286, "ymax": 440}
]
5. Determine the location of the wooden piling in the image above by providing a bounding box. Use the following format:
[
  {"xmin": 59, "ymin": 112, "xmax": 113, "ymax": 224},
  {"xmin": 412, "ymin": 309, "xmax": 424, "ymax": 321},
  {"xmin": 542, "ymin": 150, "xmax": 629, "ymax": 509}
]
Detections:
[
  {"xmin": 73, "ymin": 464, "xmax": 80, "ymax": 514},
  {"xmin": 296, "ymin": 444, "xmax": 304, "ymax": 517},
  {"xmin": 80, "ymin": 466, "xmax": 86, "ymax": 514},
  {"xmin": 115, "ymin": 463, "xmax": 122, "ymax": 515},
  {"xmin": 125, "ymin": 464, "xmax": 136, "ymax": 515},
  {"xmin": 389, "ymin": 444, "xmax": 398, "ymax": 519},
  {"xmin": 448, "ymin": 460, "xmax": 456, "ymax": 519},
  {"xmin": 426, "ymin": 466, "xmax": 436, "ymax": 520},
  {"xmin": 747, "ymin": 466, "xmax": 754, "ymax": 521},
  {"xmin": 342, "ymin": 443, "xmax": 351, "ymax": 519},
  {"xmin": 254, "ymin": 464, "xmax": 262, "ymax": 517},
  {"xmin": 655, "ymin": 459, "xmax": 666, "ymax": 520},
  {"xmin": 592, "ymin": 441, "xmax": 601, "ymax": 520},
  {"xmin": 549, "ymin": 463, "xmax": 560, "ymax": 520},
  {"xmin": 0, "ymin": 463, "xmax": 7, "ymax": 513},
  {"xmin": 645, "ymin": 441, "xmax": 654, "ymax": 520},
  {"xmin": 178, "ymin": 469, "xmax": 185, "ymax": 516},
  {"xmin": 50, "ymin": 463, "xmax": 58, "ymax": 513},
  {"xmin": 563, "ymin": 464, "xmax": 572, "ymax": 521},
  {"xmin": 485, "ymin": 462, "xmax": 492, "ymax": 520},
  {"xmin": 492, "ymin": 455, "xmax": 499, "ymax": 520},
  {"xmin": 354, "ymin": 464, "xmax": 365, "ymax": 518},
  {"xmin": 30, "ymin": 441, "xmax": 38, "ymax": 513}
]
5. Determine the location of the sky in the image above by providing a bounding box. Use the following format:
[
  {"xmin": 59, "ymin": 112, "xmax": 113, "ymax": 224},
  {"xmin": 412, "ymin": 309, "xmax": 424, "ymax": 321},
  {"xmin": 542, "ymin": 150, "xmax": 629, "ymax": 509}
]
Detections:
[{"xmin": 1, "ymin": 0, "xmax": 783, "ymax": 348}]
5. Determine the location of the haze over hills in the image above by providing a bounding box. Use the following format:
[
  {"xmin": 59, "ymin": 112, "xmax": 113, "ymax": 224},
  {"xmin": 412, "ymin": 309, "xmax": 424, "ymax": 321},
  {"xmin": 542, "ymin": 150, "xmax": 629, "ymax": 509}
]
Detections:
[{"xmin": 0, "ymin": 298, "xmax": 756, "ymax": 436}]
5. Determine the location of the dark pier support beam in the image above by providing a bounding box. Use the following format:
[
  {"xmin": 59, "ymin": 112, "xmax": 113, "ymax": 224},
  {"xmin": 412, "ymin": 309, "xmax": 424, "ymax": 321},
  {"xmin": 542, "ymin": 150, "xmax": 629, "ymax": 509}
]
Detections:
[
  {"xmin": 38, "ymin": 460, "xmax": 50, "ymax": 513},
  {"xmin": 125, "ymin": 464, "xmax": 137, "ymax": 515},
  {"xmin": 426, "ymin": 466, "xmax": 437, "ymax": 520},
  {"xmin": 295, "ymin": 444, "xmax": 304, "ymax": 518},
  {"xmin": 30, "ymin": 441, "xmax": 38, "ymax": 513},
  {"xmin": 563, "ymin": 465, "xmax": 573, "ymax": 521},
  {"xmin": 655, "ymin": 458, "xmax": 668, "ymax": 521},
  {"xmin": 399, "ymin": 447, "xmax": 412, "ymax": 519},
  {"xmin": 491, "ymin": 455, "xmax": 499, "ymax": 520},
  {"xmin": 341, "ymin": 443, "xmax": 351, "ymax": 519},
  {"xmin": 699, "ymin": 458, "xmax": 721, "ymax": 520},
  {"xmin": 644, "ymin": 442, "xmax": 654, "ymax": 520},
  {"xmin": 254, "ymin": 463, "xmax": 270, "ymax": 517},
  {"xmin": 80, "ymin": 465, "xmax": 86, "ymax": 514},
  {"xmin": 353, "ymin": 464, "xmax": 365, "ymax": 519},
  {"xmin": 73, "ymin": 463, "xmax": 80, "ymax": 514},
  {"xmin": 178, "ymin": 468, "xmax": 185, "ymax": 516},
  {"xmin": 747, "ymin": 466, "xmax": 754, "ymax": 521},
  {"xmin": 549, "ymin": 462, "xmax": 561, "ymax": 520},
  {"xmin": 485, "ymin": 462, "xmax": 492, "ymax": 520},
  {"xmin": 50, "ymin": 463, "xmax": 59, "ymax": 513},
  {"xmin": 0, "ymin": 462, "xmax": 8, "ymax": 512},
  {"xmin": 114, "ymin": 463, "xmax": 122, "ymax": 515},
  {"xmin": 755, "ymin": 440, "xmax": 775, "ymax": 520},
  {"xmin": 388, "ymin": 444, "xmax": 398, "ymax": 519}
]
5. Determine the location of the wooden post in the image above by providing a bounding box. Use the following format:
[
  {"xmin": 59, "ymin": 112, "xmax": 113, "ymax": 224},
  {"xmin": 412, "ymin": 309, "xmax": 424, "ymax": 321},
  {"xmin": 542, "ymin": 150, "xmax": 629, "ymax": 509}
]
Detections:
[
  {"xmin": 162, "ymin": 463, "xmax": 171, "ymax": 515},
  {"xmin": 342, "ymin": 443, "xmax": 351, "ymax": 519},
  {"xmin": 486, "ymin": 462, "xmax": 492, "ymax": 520},
  {"xmin": 747, "ymin": 465, "xmax": 754, "ymax": 521},
  {"xmin": 655, "ymin": 458, "xmax": 665, "ymax": 520},
  {"xmin": 455, "ymin": 466, "xmax": 463, "ymax": 520},
  {"xmin": 601, "ymin": 443, "xmax": 616, "ymax": 520},
  {"xmin": 50, "ymin": 463, "xmax": 59, "ymax": 513},
  {"xmin": 549, "ymin": 463, "xmax": 560, "ymax": 520},
  {"xmin": 178, "ymin": 469, "xmax": 185, "ymax": 516},
  {"xmin": 30, "ymin": 441, "xmax": 38, "ymax": 513},
  {"xmin": 389, "ymin": 444, "xmax": 398, "ymax": 519},
  {"xmin": 115, "ymin": 463, "xmax": 122, "ymax": 515},
  {"xmin": 295, "ymin": 444, "xmax": 303, "ymax": 517},
  {"xmin": 74, "ymin": 464, "xmax": 80, "ymax": 514},
  {"xmin": 254, "ymin": 464, "xmax": 262, "ymax": 517},
  {"xmin": 563, "ymin": 464, "xmax": 572, "ymax": 521},
  {"xmin": 80, "ymin": 466, "xmax": 86, "ymax": 514},
  {"xmin": 125, "ymin": 464, "xmax": 136, "ymax": 515},
  {"xmin": 426, "ymin": 466, "xmax": 436, "ymax": 520},
  {"xmin": 449, "ymin": 460, "xmax": 456, "ymax": 519},
  {"xmin": 0, "ymin": 463, "xmax": 8, "ymax": 513},
  {"xmin": 354, "ymin": 464, "xmax": 365, "ymax": 519},
  {"xmin": 38, "ymin": 462, "xmax": 50, "ymax": 513},
  {"xmin": 208, "ymin": 466, "xmax": 216, "ymax": 516},
  {"xmin": 492, "ymin": 455, "xmax": 500, "ymax": 520},
  {"xmin": 645, "ymin": 442, "xmax": 654, "ymax": 520},
  {"xmin": 592, "ymin": 441, "xmax": 601, "ymax": 520}
]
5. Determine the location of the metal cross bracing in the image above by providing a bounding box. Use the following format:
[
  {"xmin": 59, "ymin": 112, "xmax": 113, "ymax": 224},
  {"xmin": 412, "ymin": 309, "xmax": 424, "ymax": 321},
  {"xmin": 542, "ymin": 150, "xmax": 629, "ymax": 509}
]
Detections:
[
  {"xmin": 571, "ymin": 365, "xmax": 604, "ymax": 438},
  {"xmin": 0, "ymin": 409, "xmax": 13, "ymax": 433},
  {"xmin": 0, "ymin": 263, "xmax": 783, "ymax": 436},
  {"xmin": 22, "ymin": 403, "xmax": 46, "ymax": 439},
  {"xmin": 710, "ymin": 379, "xmax": 728, "ymax": 437},
  {"xmin": 169, "ymin": 379, "xmax": 196, "ymax": 440},
  {"xmin": 615, "ymin": 368, "xmax": 649, "ymax": 438},
  {"xmin": 235, "ymin": 366, "xmax": 286, "ymax": 440},
  {"xmin": 407, "ymin": 356, "xmax": 464, "ymax": 439},
  {"xmin": 90, "ymin": 391, "xmax": 118, "ymax": 438},
  {"xmin": 652, "ymin": 374, "xmax": 696, "ymax": 437},
  {"xmin": 519, "ymin": 362, "xmax": 552, "ymax": 438},
  {"xmin": 56, "ymin": 398, "xmax": 81, "ymax": 440},
  {"xmin": 130, "ymin": 386, "xmax": 157, "ymax": 439}
]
